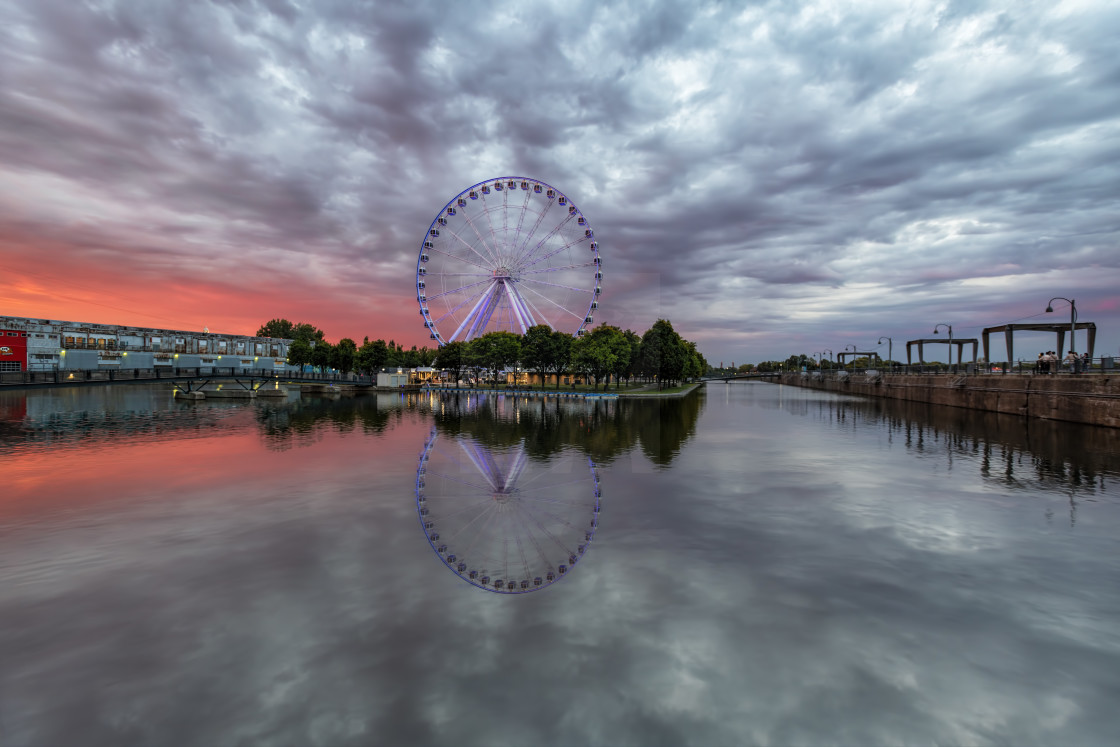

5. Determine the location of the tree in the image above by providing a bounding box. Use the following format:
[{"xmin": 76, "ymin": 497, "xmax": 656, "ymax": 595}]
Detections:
[
  {"xmin": 521, "ymin": 324, "xmax": 558, "ymax": 389},
  {"xmin": 355, "ymin": 339, "xmax": 389, "ymax": 376},
  {"xmin": 622, "ymin": 329, "xmax": 642, "ymax": 386},
  {"xmin": 639, "ymin": 319, "xmax": 687, "ymax": 388},
  {"xmin": 287, "ymin": 338, "xmax": 312, "ymax": 369},
  {"xmin": 310, "ymin": 340, "xmax": 332, "ymax": 372},
  {"xmin": 435, "ymin": 340, "xmax": 468, "ymax": 386},
  {"xmin": 542, "ymin": 330, "xmax": 573, "ymax": 389},
  {"xmin": 331, "ymin": 338, "xmax": 357, "ymax": 374},
  {"xmin": 572, "ymin": 325, "xmax": 630, "ymax": 390},
  {"xmin": 682, "ymin": 341, "xmax": 706, "ymax": 381},
  {"xmin": 291, "ymin": 323, "xmax": 325, "ymax": 343},
  {"xmin": 257, "ymin": 318, "xmax": 295, "ymax": 339},
  {"xmin": 257, "ymin": 319, "xmax": 325, "ymax": 342},
  {"xmin": 469, "ymin": 332, "xmax": 521, "ymax": 388}
]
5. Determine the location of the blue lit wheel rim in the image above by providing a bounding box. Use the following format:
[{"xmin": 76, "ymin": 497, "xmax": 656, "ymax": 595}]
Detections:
[
  {"xmin": 417, "ymin": 177, "xmax": 601, "ymax": 345},
  {"xmin": 415, "ymin": 427, "xmax": 601, "ymax": 593}
]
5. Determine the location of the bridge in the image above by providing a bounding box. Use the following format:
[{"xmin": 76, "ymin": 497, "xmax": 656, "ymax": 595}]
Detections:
[{"xmin": 704, "ymin": 372, "xmax": 783, "ymax": 382}]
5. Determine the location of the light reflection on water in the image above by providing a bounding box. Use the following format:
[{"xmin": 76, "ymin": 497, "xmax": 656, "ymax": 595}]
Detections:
[{"xmin": 1, "ymin": 382, "xmax": 1118, "ymax": 746}]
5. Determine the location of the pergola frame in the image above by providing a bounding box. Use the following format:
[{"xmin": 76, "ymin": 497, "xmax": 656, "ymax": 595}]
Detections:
[
  {"xmin": 905, "ymin": 338, "xmax": 979, "ymax": 365},
  {"xmin": 836, "ymin": 351, "xmax": 881, "ymax": 366},
  {"xmin": 981, "ymin": 322, "xmax": 1096, "ymax": 364}
]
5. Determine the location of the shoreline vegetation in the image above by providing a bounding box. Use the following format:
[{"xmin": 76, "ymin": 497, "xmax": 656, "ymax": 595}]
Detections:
[{"xmin": 258, "ymin": 317, "xmax": 707, "ymax": 392}]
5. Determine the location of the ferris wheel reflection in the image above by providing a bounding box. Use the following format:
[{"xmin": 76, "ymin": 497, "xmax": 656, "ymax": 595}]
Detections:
[{"xmin": 415, "ymin": 427, "xmax": 601, "ymax": 593}]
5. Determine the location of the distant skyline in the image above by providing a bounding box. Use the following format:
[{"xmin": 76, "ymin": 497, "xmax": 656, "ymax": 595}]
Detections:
[{"xmin": 2, "ymin": 0, "xmax": 1118, "ymax": 364}]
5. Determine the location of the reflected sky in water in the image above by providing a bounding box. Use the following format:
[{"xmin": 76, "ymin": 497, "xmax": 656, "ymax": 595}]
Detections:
[{"xmin": 1, "ymin": 382, "xmax": 1118, "ymax": 746}]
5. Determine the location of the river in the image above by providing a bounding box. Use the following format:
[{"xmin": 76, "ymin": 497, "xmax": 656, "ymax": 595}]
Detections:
[{"xmin": 2, "ymin": 382, "xmax": 1118, "ymax": 746}]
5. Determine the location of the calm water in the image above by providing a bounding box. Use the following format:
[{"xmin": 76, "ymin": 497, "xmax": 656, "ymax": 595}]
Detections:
[{"xmin": 2, "ymin": 382, "xmax": 1119, "ymax": 746}]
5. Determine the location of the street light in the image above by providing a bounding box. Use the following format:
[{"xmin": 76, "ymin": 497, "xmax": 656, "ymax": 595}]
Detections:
[
  {"xmin": 877, "ymin": 337, "xmax": 892, "ymax": 370},
  {"xmin": 932, "ymin": 324, "xmax": 953, "ymax": 370},
  {"xmin": 1045, "ymin": 297, "xmax": 1077, "ymax": 356},
  {"xmin": 822, "ymin": 349, "xmax": 833, "ymax": 369}
]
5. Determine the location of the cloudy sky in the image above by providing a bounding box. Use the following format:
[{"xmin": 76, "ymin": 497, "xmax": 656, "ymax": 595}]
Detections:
[{"xmin": 1, "ymin": 0, "xmax": 1117, "ymax": 364}]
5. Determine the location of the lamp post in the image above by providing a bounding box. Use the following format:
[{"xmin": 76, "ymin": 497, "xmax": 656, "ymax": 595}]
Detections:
[
  {"xmin": 822, "ymin": 349, "xmax": 833, "ymax": 370},
  {"xmin": 877, "ymin": 337, "xmax": 892, "ymax": 370},
  {"xmin": 1045, "ymin": 297, "xmax": 1077, "ymax": 357},
  {"xmin": 932, "ymin": 323, "xmax": 952, "ymax": 371}
]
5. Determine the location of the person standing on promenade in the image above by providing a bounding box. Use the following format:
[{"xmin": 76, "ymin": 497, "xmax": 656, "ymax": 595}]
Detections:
[
  {"xmin": 1036, "ymin": 352, "xmax": 1045, "ymax": 374},
  {"xmin": 1065, "ymin": 350, "xmax": 1079, "ymax": 373}
]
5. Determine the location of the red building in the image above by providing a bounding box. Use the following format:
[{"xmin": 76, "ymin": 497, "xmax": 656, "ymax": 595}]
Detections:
[{"xmin": 0, "ymin": 328, "xmax": 29, "ymax": 372}]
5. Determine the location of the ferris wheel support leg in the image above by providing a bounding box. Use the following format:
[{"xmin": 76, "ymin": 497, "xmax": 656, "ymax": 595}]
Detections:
[
  {"xmin": 503, "ymin": 445, "xmax": 530, "ymax": 491},
  {"xmin": 461, "ymin": 440, "xmax": 503, "ymax": 491},
  {"xmin": 466, "ymin": 284, "xmax": 502, "ymax": 340},
  {"xmin": 503, "ymin": 282, "xmax": 534, "ymax": 334},
  {"xmin": 451, "ymin": 280, "xmax": 499, "ymax": 342}
]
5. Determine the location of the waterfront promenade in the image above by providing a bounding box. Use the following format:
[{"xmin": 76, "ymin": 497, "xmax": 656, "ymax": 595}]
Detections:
[{"xmin": 778, "ymin": 371, "xmax": 1120, "ymax": 428}]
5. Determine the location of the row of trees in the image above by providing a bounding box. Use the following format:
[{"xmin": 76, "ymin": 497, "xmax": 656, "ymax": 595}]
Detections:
[
  {"xmin": 257, "ymin": 319, "xmax": 438, "ymax": 373},
  {"xmin": 433, "ymin": 319, "xmax": 705, "ymax": 390},
  {"xmin": 718, "ymin": 354, "xmax": 902, "ymax": 374},
  {"xmin": 256, "ymin": 318, "xmax": 706, "ymax": 390}
]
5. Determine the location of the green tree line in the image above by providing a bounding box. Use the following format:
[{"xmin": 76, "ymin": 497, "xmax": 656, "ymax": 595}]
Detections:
[{"xmin": 257, "ymin": 317, "xmax": 706, "ymax": 389}]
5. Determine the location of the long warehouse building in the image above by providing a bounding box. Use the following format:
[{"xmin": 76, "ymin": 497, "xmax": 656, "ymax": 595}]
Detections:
[{"xmin": 0, "ymin": 314, "xmax": 297, "ymax": 373}]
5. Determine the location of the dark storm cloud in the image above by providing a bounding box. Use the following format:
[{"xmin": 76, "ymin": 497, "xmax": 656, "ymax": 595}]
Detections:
[{"xmin": 1, "ymin": 0, "xmax": 1117, "ymax": 359}]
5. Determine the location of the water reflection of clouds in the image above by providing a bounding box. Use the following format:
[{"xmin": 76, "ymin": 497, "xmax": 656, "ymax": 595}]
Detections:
[{"xmin": 4, "ymin": 383, "xmax": 1119, "ymax": 745}]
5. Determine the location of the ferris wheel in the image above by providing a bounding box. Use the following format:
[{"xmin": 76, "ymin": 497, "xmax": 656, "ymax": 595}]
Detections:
[
  {"xmin": 415, "ymin": 427, "xmax": 602, "ymax": 594},
  {"xmin": 417, "ymin": 177, "xmax": 601, "ymax": 344}
]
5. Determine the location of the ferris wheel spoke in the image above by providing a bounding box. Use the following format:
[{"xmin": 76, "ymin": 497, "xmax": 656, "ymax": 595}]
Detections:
[
  {"xmin": 516, "ymin": 235, "xmax": 590, "ymax": 273},
  {"xmin": 455, "ymin": 504, "xmax": 503, "ymax": 563},
  {"xmin": 432, "ymin": 283, "xmax": 492, "ymax": 326},
  {"xmin": 513, "ymin": 501, "xmax": 579, "ymax": 557},
  {"xmin": 518, "ymin": 501, "xmax": 584, "ymax": 536},
  {"xmin": 426, "ymin": 278, "xmax": 491, "ymax": 302},
  {"xmin": 510, "ymin": 204, "xmax": 575, "ymax": 266},
  {"xmin": 518, "ymin": 282, "xmax": 588, "ymax": 322},
  {"xmin": 511, "ymin": 188, "xmax": 532, "ymax": 250},
  {"xmin": 521, "ymin": 261, "xmax": 597, "ymax": 274},
  {"xmin": 510, "ymin": 191, "xmax": 549, "ymax": 264},
  {"xmin": 479, "ymin": 191, "xmax": 502, "ymax": 263},
  {"xmin": 444, "ymin": 227, "xmax": 499, "ymax": 269},
  {"xmin": 520, "ymin": 276, "xmax": 594, "ymax": 294},
  {"xmin": 509, "ymin": 510, "xmax": 555, "ymax": 577},
  {"xmin": 429, "ymin": 243, "xmax": 491, "ymax": 273},
  {"xmin": 460, "ymin": 214, "xmax": 500, "ymax": 266},
  {"xmin": 502, "ymin": 188, "xmax": 510, "ymax": 248},
  {"xmin": 431, "ymin": 496, "xmax": 496, "ymax": 522},
  {"xmin": 425, "ymin": 470, "xmax": 494, "ymax": 494},
  {"xmin": 518, "ymin": 293, "xmax": 554, "ymax": 331}
]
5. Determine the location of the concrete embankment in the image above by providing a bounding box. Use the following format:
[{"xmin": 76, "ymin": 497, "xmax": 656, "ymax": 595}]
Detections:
[{"xmin": 778, "ymin": 373, "xmax": 1120, "ymax": 428}]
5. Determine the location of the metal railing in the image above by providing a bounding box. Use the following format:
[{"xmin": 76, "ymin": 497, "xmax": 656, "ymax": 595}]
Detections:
[{"xmin": 0, "ymin": 368, "xmax": 376, "ymax": 387}]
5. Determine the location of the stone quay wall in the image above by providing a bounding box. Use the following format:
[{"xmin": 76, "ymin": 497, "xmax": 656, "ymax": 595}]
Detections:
[{"xmin": 778, "ymin": 373, "xmax": 1120, "ymax": 428}]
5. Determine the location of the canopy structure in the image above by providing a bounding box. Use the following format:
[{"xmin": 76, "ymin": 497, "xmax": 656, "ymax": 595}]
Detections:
[
  {"xmin": 837, "ymin": 351, "xmax": 881, "ymax": 365},
  {"xmin": 905, "ymin": 338, "xmax": 979, "ymax": 365},
  {"xmin": 981, "ymin": 322, "xmax": 1096, "ymax": 364}
]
